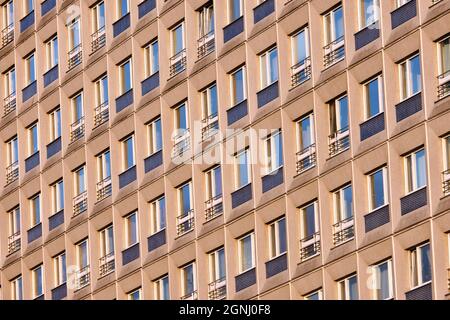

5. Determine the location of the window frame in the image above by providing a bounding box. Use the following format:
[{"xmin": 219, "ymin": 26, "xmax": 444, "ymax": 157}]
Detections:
[
  {"xmin": 404, "ymin": 148, "xmax": 427, "ymax": 194},
  {"xmin": 32, "ymin": 264, "xmax": 44, "ymax": 298},
  {"xmin": 358, "ymin": 0, "xmax": 380, "ymax": 30},
  {"xmin": 300, "ymin": 201, "xmax": 319, "ymax": 239},
  {"xmin": 264, "ymin": 130, "xmax": 283, "ymax": 174},
  {"xmin": 338, "ymin": 274, "xmax": 358, "ymax": 300},
  {"xmin": 363, "ymin": 75, "xmax": 384, "ymax": 120},
  {"xmin": 333, "ymin": 184, "xmax": 353, "ymax": 223},
  {"xmin": 209, "ymin": 247, "xmax": 226, "ymax": 283},
  {"xmin": 122, "ymin": 134, "xmax": 135, "ymax": 171},
  {"xmin": 371, "ymin": 259, "xmax": 394, "ymax": 300},
  {"xmin": 230, "ymin": 66, "xmax": 247, "ymax": 106},
  {"xmin": 259, "ymin": 47, "xmax": 279, "ymax": 89},
  {"xmin": 368, "ymin": 167, "xmax": 389, "ymax": 211},
  {"xmin": 119, "ymin": 58, "xmax": 133, "ymax": 95},
  {"xmin": 154, "ymin": 275, "xmax": 170, "ymax": 300},
  {"xmin": 399, "ymin": 53, "xmax": 421, "ymax": 101},
  {"xmin": 99, "ymin": 224, "xmax": 114, "ymax": 257},
  {"xmin": 45, "ymin": 35, "xmax": 58, "ymax": 71},
  {"xmin": 53, "ymin": 252, "xmax": 66, "ymax": 287},
  {"xmin": 291, "ymin": 27, "xmax": 310, "ymax": 66},
  {"xmin": 144, "ymin": 40, "xmax": 159, "ymax": 78},
  {"xmin": 27, "ymin": 122, "xmax": 39, "ymax": 155},
  {"xmin": 234, "ymin": 148, "xmax": 251, "ymax": 190},
  {"xmin": 150, "ymin": 196, "xmax": 166, "ymax": 235},
  {"xmin": 30, "ymin": 193, "xmax": 41, "ymax": 227},
  {"xmin": 125, "ymin": 211, "xmax": 139, "ymax": 248},
  {"xmin": 147, "ymin": 117, "xmax": 162, "ymax": 156},
  {"xmin": 51, "ymin": 179, "xmax": 64, "ymax": 214},
  {"xmin": 181, "ymin": 262, "xmax": 197, "ymax": 296},
  {"xmin": 268, "ymin": 216, "xmax": 287, "ymax": 260},
  {"xmin": 238, "ymin": 232, "xmax": 255, "ymax": 274},
  {"xmin": 410, "ymin": 242, "xmax": 432, "ymax": 288}
]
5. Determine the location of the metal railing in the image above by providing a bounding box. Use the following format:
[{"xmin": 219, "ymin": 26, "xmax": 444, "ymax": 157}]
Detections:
[
  {"xmin": 205, "ymin": 195, "xmax": 223, "ymax": 221},
  {"xmin": 99, "ymin": 252, "xmax": 115, "ymax": 277},
  {"xmin": 75, "ymin": 265, "xmax": 90, "ymax": 290},
  {"xmin": 73, "ymin": 191, "xmax": 87, "ymax": 216},
  {"xmin": 172, "ymin": 130, "xmax": 190, "ymax": 159},
  {"xmin": 197, "ymin": 31, "xmax": 215, "ymax": 59},
  {"xmin": 437, "ymin": 70, "xmax": 450, "ymax": 100},
  {"xmin": 296, "ymin": 144, "xmax": 316, "ymax": 174},
  {"xmin": 96, "ymin": 176, "xmax": 112, "ymax": 202},
  {"xmin": 5, "ymin": 161, "xmax": 19, "ymax": 185},
  {"xmin": 328, "ymin": 127, "xmax": 350, "ymax": 157},
  {"xmin": 1, "ymin": 23, "xmax": 14, "ymax": 47},
  {"xmin": 291, "ymin": 57, "xmax": 312, "ymax": 87},
  {"xmin": 181, "ymin": 290, "xmax": 198, "ymax": 300},
  {"xmin": 332, "ymin": 216, "xmax": 354, "ymax": 245},
  {"xmin": 70, "ymin": 117, "xmax": 85, "ymax": 142},
  {"xmin": 323, "ymin": 36, "xmax": 345, "ymax": 68},
  {"xmin": 94, "ymin": 101, "xmax": 109, "ymax": 127},
  {"xmin": 3, "ymin": 91, "xmax": 16, "ymax": 117},
  {"xmin": 176, "ymin": 209, "xmax": 194, "ymax": 236},
  {"xmin": 169, "ymin": 49, "xmax": 187, "ymax": 77},
  {"xmin": 7, "ymin": 231, "xmax": 21, "ymax": 254},
  {"xmin": 91, "ymin": 26, "xmax": 106, "ymax": 53},
  {"xmin": 300, "ymin": 232, "xmax": 320, "ymax": 261},
  {"xmin": 443, "ymin": 169, "xmax": 450, "ymax": 196},
  {"xmin": 68, "ymin": 44, "xmax": 82, "ymax": 70},
  {"xmin": 208, "ymin": 277, "xmax": 226, "ymax": 300},
  {"xmin": 201, "ymin": 113, "xmax": 219, "ymax": 141}
]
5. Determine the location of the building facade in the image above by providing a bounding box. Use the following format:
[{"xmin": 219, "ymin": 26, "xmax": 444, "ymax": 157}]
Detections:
[{"xmin": 0, "ymin": 0, "xmax": 449, "ymax": 300}]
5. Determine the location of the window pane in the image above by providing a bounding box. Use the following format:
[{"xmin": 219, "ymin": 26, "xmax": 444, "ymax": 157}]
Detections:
[
  {"xmin": 415, "ymin": 150, "xmax": 427, "ymax": 189},
  {"xmin": 162, "ymin": 277, "xmax": 170, "ymax": 299},
  {"xmin": 159, "ymin": 197, "xmax": 166, "ymax": 230},
  {"xmin": 278, "ymin": 218, "xmax": 287, "ymax": 254},
  {"xmin": 304, "ymin": 204, "xmax": 316, "ymax": 237},
  {"xmin": 184, "ymin": 265, "xmax": 194, "ymax": 294},
  {"xmin": 181, "ymin": 184, "xmax": 191, "ymax": 214},
  {"xmin": 213, "ymin": 167, "xmax": 222, "ymax": 197},
  {"xmin": 338, "ymin": 96, "xmax": 349, "ymax": 129},
  {"xmin": 446, "ymin": 136, "xmax": 450, "ymax": 169},
  {"xmin": 371, "ymin": 170, "xmax": 385, "ymax": 209},
  {"xmin": 441, "ymin": 38, "xmax": 450, "ymax": 73},
  {"xmin": 294, "ymin": 30, "xmax": 307, "ymax": 64},
  {"xmin": 300, "ymin": 116, "xmax": 312, "ymax": 149},
  {"xmin": 367, "ymin": 78, "xmax": 380, "ymax": 117},
  {"xmin": 420, "ymin": 244, "xmax": 432, "ymax": 284},
  {"xmin": 342, "ymin": 185, "xmax": 353, "ymax": 219},
  {"xmin": 410, "ymin": 56, "xmax": 421, "ymax": 95},
  {"xmin": 377, "ymin": 262, "xmax": 390, "ymax": 300},
  {"xmin": 334, "ymin": 7, "xmax": 344, "ymax": 40},
  {"xmin": 348, "ymin": 276, "xmax": 358, "ymax": 300},
  {"xmin": 209, "ymin": 85, "xmax": 218, "ymax": 116},
  {"xmin": 269, "ymin": 49, "xmax": 278, "ymax": 83},
  {"xmin": 217, "ymin": 248, "xmax": 226, "ymax": 279},
  {"xmin": 151, "ymin": 42, "xmax": 159, "ymax": 73},
  {"xmin": 241, "ymin": 235, "xmax": 253, "ymax": 271},
  {"xmin": 232, "ymin": 69, "xmax": 244, "ymax": 104}
]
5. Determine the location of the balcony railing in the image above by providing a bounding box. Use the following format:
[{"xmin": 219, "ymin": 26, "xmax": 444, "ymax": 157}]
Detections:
[
  {"xmin": 291, "ymin": 57, "xmax": 311, "ymax": 87},
  {"xmin": 169, "ymin": 49, "xmax": 187, "ymax": 77},
  {"xmin": 296, "ymin": 144, "xmax": 316, "ymax": 174},
  {"xmin": 7, "ymin": 231, "xmax": 21, "ymax": 254},
  {"xmin": 67, "ymin": 44, "xmax": 82, "ymax": 70},
  {"xmin": 300, "ymin": 232, "xmax": 320, "ymax": 261},
  {"xmin": 6, "ymin": 161, "xmax": 19, "ymax": 185},
  {"xmin": 328, "ymin": 127, "xmax": 350, "ymax": 157},
  {"xmin": 333, "ymin": 217, "xmax": 354, "ymax": 246},
  {"xmin": 201, "ymin": 113, "xmax": 219, "ymax": 141},
  {"xmin": 443, "ymin": 169, "xmax": 450, "ymax": 196},
  {"xmin": 3, "ymin": 92, "xmax": 16, "ymax": 117},
  {"xmin": 91, "ymin": 27, "xmax": 106, "ymax": 53},
  {"xmin": 180, "ymin": 290, "xmax": 198, "ymax": 300},
  {"xmin": 1, "ymin": 23, "xmax": 14, "ymax": 47},
  {"xmin": 437, "ymin": 70, "xmax": 450, "ymax": 100},
  {"xmin": 99, "ymin": 252, "xmax": 115, "ymax": 277},
  {"xmin": 75, "ymin": 265, "xmax": 90, "ymax": 290},
  {"xmin": 205, "ymin": 195, "xmax": 223, "ymax": 221},
  {"xmin": 323, "ymin": 36, "xmax": 345, "ymax": 68},
  {"xmin": 172, "ymin": 129, "xmax": 190, "ymax": 159},
  {"xmin": 73, "ymin": 191, "xmax": 87, "ymax": 217},
  {"xmin": 96, "ymin": 176, "xmax": 112, "ymax": 202},
  {"xmin": 70, "ymin": 117, "xmax": 85, "ymax": 143},
  {"xmin": 94, "ymin": 101, "xmax": 109, "ymax": 127},
  {"xmin": 176, "ymin": 209, "xmax": 194, "ymax": 236},
  {"xmin": 197, "ymin": 31, "xmax": 215, "ymax": 59},
  {"xmin": 208, "ymin": 277, "xmax": 226, "ymax": 300}
]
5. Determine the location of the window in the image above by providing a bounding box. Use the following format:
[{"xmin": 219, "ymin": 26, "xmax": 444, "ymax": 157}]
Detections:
[
  {"xmin": 6, "ymin": 135, "xmax": 19, "ymax": 165},
  {"xmin": 122, "ymin": 135, "xmax": 135, "ymax": 170},
  {"xmin": 199, "ymin": 3, "xmax": 214, "ymax": 37},
  {"xmin": 2, "ymin": 1, "xmax": 14, "ymax": 30},
  {"xmin": 305, "ymin": 289, "xmax": 322, "ymax": 300},
  {"xmin": 96, "ymin": 150, "xmax": 111, "ymax": 184},
  {"xmin": 148, "ymin": 117, "xmax": 162, "ymax": 155},
  {"xmin": 205, "ymin": 166, "xmax": 222, "ymax": 201},
  {"xmin": 300, "ymin": 202, "xmax": 319, "ymax": 241},
  {"xmin": 45, "ymin": 36, "xmax": 58, "ymax": 70},
  {"xmin": 368, "ymin": 167, "xmax": 388, "ymax": 211},
  {"xmin": 404, "ymin": 149, "xmax": 427, "ymax": 193},
  {"xmin": 8, "ymin": 207, "xmax": 21, "ymax": 239},
  {"xmin": 324, "ymin": 5, "xmax": 344, "ymax": 46},
  {"xmin": 297, "ymin": 113, "xmax": 315, "ymax": 154},
  {"xmin": 260, "ymin": 47, "xmax": 278, "ymax": 89},
  {"xmin": 68, "ymin": 18, "xmax": 81, "ymax": 50},
  {"xmin": 329, "ymin": 95, "xmax": 349, "ymax": 135},
  {"xmin": 24, "ymin": 0, "xmax": 33, "ymax": 15},
  {"xmin": 25, "ymin": 52, "xmax": 36, "ymax": 84},
  {"xmin": 128, "ymin": 288, "xmax": 141, "ymax": 300},
  {"xmin": 28, "ymin": 122, "xmax": 39, "ymax": 155},
  {"xmin": 410, "ymin": 242, "xmax": 432, "ymax": 288},
  {"xmin": 291, "ymin": 28, "xmax": 310, "ymax": 66},
  {"xmin": 30, "ymin": 193, "xmax": 41, "ymax": 226},
  {"xmin": 144, "ymin": 40, "xmax": 159, "ymax": 77},
  {"xmin": 11, "ymin": 276, "xmax": 23, "ymax": 300},
  {"xmin": 201, "ymin": 84, "xmax": 218, "ymax": 120},
  {"xmin": 359, "ymin": 0, "xmax": 380, "ymax": 29},
  {"xmin": 74, "ymin": 165, "xmax": 86, "ymax": 196},
  {"xmin": 53, "ymin": 252, "xmax": 67, "ymax": 286},
  {"xmin": 99, "ymin": 225, "xmax": 114, "ymax": 257},
  {"xmin": 268, "ymin": 217, "xmax": 287, "ymax": 259},
  {"xmin": 399, "ymin": 54, "xmax": 421, "ymax": 100},
  {"xmin": 117, "ymin": 0, "xmax": 129, "ymax": 18},
  {"xmin": 95, "ymin": 75, "xmax": 108, "ymax": 106},
  {"xmin": 4, "ymin": 67, "xmax": 16, "ymax": 98},
  {"xmin": 372, "ymin": 259, "xmax": 393, "ymax": 300},
  {"xmin": 150, "ymin": 196, "xmax": 166, "ymax": 235},
  {"xmin": 32, "ymin": 265, "xmax": 43, "ymax": 298},
  {"xmin": 154, "ymin": 275, "xmax": 170, "ymax": 300},
  {"xmin": 238, "ymin": 233, "xmax": 255, "ymax": 273},
  {"xmin": 209, "ymin": 247, "xmax": 226, "ymax": 283},
  {"xmin": 171, "ymin": 23, "xmax": 185, "ymax": 56},
  {"xmin": 77, "ymin": 239, "xmax": 89, "ymax": 269},
  {"xmin": 49, "ymin": 108, "xmax": 61, "ymax": 141},
  {"xmin": 338, "ymin": 274, "xmax": 359, "ymax": 300},
  {"xmin": 181, "ymin": 263, "xmax": 197, "ymax": 298},
  {"xmin": 125, "ymin": 212, "xmax": 138, "ymax": 247},
  {"xmin": 230, "ymin": 66, "xmax": 246, "ymax": 106},
  {"xmin": 175, "ymin": 102, "xmax": 189, "ymax": 131},
  {"xmin": 445, "ymin": 135, "xmax": 450, "ymax": 171},
  {"xmin": 51, "ymin": 180, "xmax": 64, "ymax": 214},
  {"xmin": 72, "ymin": 92, "xmax": 84, "ymax": 122},
  {"xmin": 119, "ymin": 59, "xmax": 133, "ymax": 94},
  {"xmin": 178, "ymin": 183, "xmax": 192, "ymax": 216},
  {"xmin": 439, "ymin": 36, "xmax": 450, "ymax": 76},
  {"xmin": 364, "ymin": 76, "xmax": 384, "ymax": 119},
  {"xmin": 92, "ymin": 1, "xmax": 105, "ymax": 32},
  {"xmin": 265, "ymin": 130, "xmax": 283, "ymax": 174},
  {"xmin": 235, "ymin": 149, "xmax": 251, "ymax": 189},
  {"xmin": 229, "ymin": 0, "xmax": 243, "ymax": 22},
  {"xmin": 334, "ymin": 185, "xmax": 353, "ymax": 223},
  {"xmin": 397, "ymin": 0, "xmax": 412, "ymax": 8}
]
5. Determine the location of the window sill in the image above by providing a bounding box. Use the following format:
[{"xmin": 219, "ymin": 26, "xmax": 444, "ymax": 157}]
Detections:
[
  {"xmin": 404, "ymin": 185, "xmax": 427, "ymax": 198},
  {"xmin": 238, "ymin": 266, "xmax": 256, "ymax": 276},
  {"xmin": 399, "ymin": 91, "xmax": 422, "ymax": 104}
]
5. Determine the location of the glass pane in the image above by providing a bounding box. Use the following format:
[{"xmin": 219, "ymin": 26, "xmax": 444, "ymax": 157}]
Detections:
[
  {"xmin": 78, "ymin": 167, "xmax": 85, "ymax": 193},
  {"xmin": 342, "ymin": 185, "xmax": 353, "ymax": 219},
  {"xmin": 367, "ymin": 78, "xmax": 380, "ymax": 117},
  {"xmin": 174, "ymin": 25, "xmax": 184, "ymax": 54},
  {"xmin": 420, "ymin": 244, "xmax": 432, "ymax": 284},
  {"xmin": 128, "ymin": 214, "xmax": 137, "ymax": 245},
  {"xmin": 107, "ymin": 227, "xmax": 114, "ymax": 253},
  {"xmin": 126, "ymin": 138, "xmax": 134, "ymax": 168},
  {"xmin": 123, "ymin": 61, "xmax": 132, "ymax": 92},
  {"xmin": 181, "ymin": 184, "xmax": 191, "ymax": 214},
  {"xmin": 334, "ymin": 7, "xmax": 344, "ymax": 40},
  {"xmin": 269, "ymin": 49, "xmax": 279, "ymax": 83},
  {"xmin": 209, "ymin": 85, "xmax": 218, "ymax": 116},
  {"xmin": 104, "ymin": 151, "xmax": 111, "ymax": 178},
  {"xmin": 218, "ymin": 248, "xmax": 226, "ymax": 279},
  {"xmin": 274, "ymin": 133, "xmax": 283, "ymax": 168},
  {"xmin": 151, "ymin": 42, "xmax": 159, "ymax": 73},
  {"xmin": 241, "ymin": 235, "xmax": 253, "ymax": 271},
  {"xmin": 162, "ymin": 277, "xmax": 170, "ymax": 299},
  {"xmin": 442, "ymin": 38, "xmax": 450, "ymax": 73},
  {"xmin": 348, "ymin": 276, "xmax": 359, "ymax": 300},
  {"xmin": 415, "ymin": 150, "xmax": 427, "ymax": 189},
  {"xmin": 446, "ymin": 137, "xmax": 450, "ymax": 169},
  {"xmin": 304, "ymin": 204, "xmax": 316, "ymax": 237},
  {"xmin": 338, "ymin": 96, "xmax": 349, "ymax": 130},
  {"xmin": 230, "ymin": 0, "xmax": 241, "ymax": 21},
  {"xmin": 159, "ymin": 197, "xmax": 166, "ymax": 230},
  {"xmin": 233, "ymin": 69, "xmax": 244, "ymax": 104},
  {"xmin": 214, "ymin": 167, "xmax": 222, "ymax": 197},
  {"xmin": 155, "ymin": 119, "xmax": 162, "ymax": 151},
  {"xmin": 307, "ymin": 292, "xmax": 320, "ymax": 300},
  {"xmin": 101, "ymin": 77, "xmax": 109, "ymax": 103},
  {"xmin": 177, "ymin": 104, "xmax": 187, "ymax": 130},
  {"xmin": 294, "ymin": 30, "xmax": 307, "ymax": 64},
  {"xmin": 371, "ymin": 170, "xmax": 385, "ymax": 209},
  {"xmin": 29, "ymin": 55, "xmax": 35, "ymax": 82},
  {"xmin": 410, "ymin": 56, "xmax": 421, "ymax": 95},
  {"xmin": 184, "ymin": 265, "xmax": 194, "ymax": 294},
  {"xmin": 300, "ymin": 117, "xmax": 312, "ymax": 149},
  {"xmin": 237, "ymin": 152, "xmax": 249, "ymax": 187},
  {"xmin": 378, "ymin": 262, "xmax": 390, "ymax": 300},
  {"xmin": 278, "ymin": 218, "xmax": 287, "ymax": 254},
  {"xmin": 61, "ymin": 254, "xmax": 67, "ymax": 283}
]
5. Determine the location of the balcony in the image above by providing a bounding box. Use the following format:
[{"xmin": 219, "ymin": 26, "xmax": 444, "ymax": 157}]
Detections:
[
  {"xmin": 138, "ymin": 0, "xmax": 156, "ymax": 19},
  {"xmin": 147, "ymin": 229, "xmax": 166, "ymax": 252},
  {"xmin": 46, "ymin": 137, "xmax": 61, "ymax": 159},
  {"xmin": 231, "ymin": 183, "xmax": 253, "ymax": 209},
  {"xmin": 49, "ymin": 210, "xmax": 64, "ymax": 231},
  {"xmin": 223, "ymin": 16, "xmax": 244, "ymax": 43},
  {"xmin": 171, "ymin": 130, "xmax": 191, "ymax": 160},
  {"xmin": 94, "ymin": 101, "xmax": 109, "ymax": 127},
  {"xmin": 115, "ymin": 89, "xmax": 133, "ymax": 113},
  {"xmin": 1, "ymin": 23, "xmax": 14, "ymax": 47},
  {"xmin": 437, "ymin": 70, "xmax": 450, "ymax": 100},
  {"xmin": 405, "ymin": 282, "xmax": 432, "ymax": 300},
  {"xmin": 257, "ymin": 81, "xmax": 279, "ymax": 108},
  {"xmin": 25, "ymin": 151, "xmax": 40, "ymax": 172},
  {"xmin": 395, "ymin": 93, "xmax": 422, "ymax": 122},
  {"xmin": 74, "ymin": 266, "xmax": 90, "ymax": 291},
  {"xmin": 22, "ymin": 80, "xmax": 37, "ymax": 102},
  {"xmin": 354, "ymin": 21, "xmax": 380, "ymax": 50},
  {"xmin": 169, "ymin": 49, "xmax": 187, "ymax": 77},
  {"xmin": 443, "ymin": 169, "xmax": 450, "ymax": 196},
  {"xmin": 364, "ymin": 205, "xmax": 390, "ymax": 233},
  {"xmin": 291, "ymin": 57, "xmax": 311, "ymax": 88},
  {"xmin": 5, "ymin": 161, "xmax": 19, "ymax": 185},
  {"xmin": 67, "ymin": 44, "xmax": 82, "ymax": 70},
  {"xmin": 328, "ymin": 127, "xmax": 350, "ymax": 157},
  {"xmin": 51, "ymin": 283, "xmax": 67, "ymax": 300},
  {"xmin": 181, "ymin": 291, "xmax": 198, "ymax": 300},
  {"xmin": 253, "ymin": 0, "xmax": 275, "ymax": 24},
  {"xmin": 7, "ymin": 232, "xmax": 21, "ymax": 254},
  {"xmin": 43, "ymin": 65, "xmax": 59, "ymax": 87},
  {"xmin": 300, "ymin": 232, "xmax": 320, "ymax": 261},
  {"xmin": 360, "ymin": 112, "xmax": 385, "ymax": 141},
  {"xmin": 202, "ymin": 114, "xmax": 219, "ymax": 142},
  {"xmin": 296, "ymin": 144, "xmax": 316, "ymax": 174},
  {"xmin": 20, "ymin": 11, "xmax": 34, "ymax": 33},
  {"xmin": 96, "ymin": 177, "xmax": 112, "ymax": 202},
  {"xmin": 144, "ymin": 150, "xmax": 163, "ymax": 173},
  {"xmin": 227, "ymin": 99, "xmax": 248, "ymax": 125},
  {"xmin": 3, "ymin": 92, "xmax": 16, "ymax": 117},
  {"xmin": 27, "ymin": 223, "xmax": 42, "ymax": 243},
  {"xmin": 70, "ymin": 117, "xmax": 85, "ymax": 143},
  {"xmin": 41, "ymin": 0, "xmax": 56, "ymax": 16},
  {"xmin": 177, "ymin": 209, "xmax": 195, "ymax": 236},
  {"xmin": 323, "ymin": 36, "xmax": 345, "ymax": 68},
  {"xmin": 208, "ymin": 277, "xmax": 226, "ymax": 300},
  {"xmin": 235, "ymin": 268, "xmax": 256, "ymax": 292},
  {"xmin": 122, "ymin": 243, "xmax": 140, "ymax": 265},
  {"xmin": 119, "ymin": 165, "xmax": 137, "ymax": 189},
  {"xmin": 99, "ymin": 252, "xmax": 115, "ymax": 277},
  {"xmin": 141, "ymin": 71, "xmax": 159, "ymax": 96},
  {"xmin": 205, "ymin": 195, "xmax": 223, "ymax": 221},
  {"xmin": 91, "ymin": 27, "xmax": 106, "ymax": 53},
  {"xmin": 262, "ymin": 167, "xmax": 284, "ymax": 193},
  {"xmin": 113, "ymin": 13, "xmax": 130, "ymax": 38},
  {"xmin": 198, "ymin": 31, "xmax": 215, "ymax": 59},
  {"xmin": 391, "ymin": 0, "xmax": 417, "ymax": 29},
  {"xmin": 400, "ymin": 187, "xmax": 427, "ymax": 216},
  {"xmin": 332, "ymin": 217, "xmax": 354, "ymax": 246},
  {"xmin": 265, "ymin": 253, "xmax": 288, "ymax": 278},
  {"xmin": 73, "ymin": 191, "xmax": 87, "ymax": 217}
]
